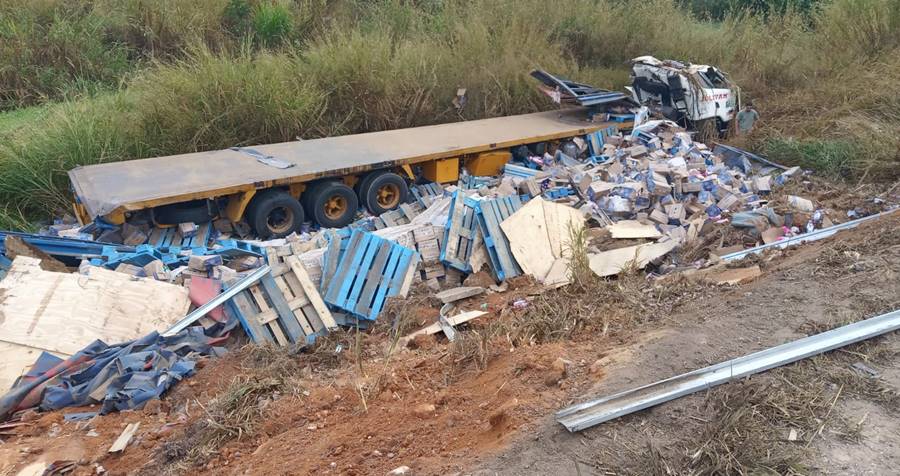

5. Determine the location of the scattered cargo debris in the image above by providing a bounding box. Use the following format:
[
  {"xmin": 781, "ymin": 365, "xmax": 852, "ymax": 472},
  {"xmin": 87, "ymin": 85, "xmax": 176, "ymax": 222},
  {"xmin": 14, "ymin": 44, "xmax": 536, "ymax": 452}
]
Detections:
[{"xmin": 1, "ymin": 101, "xmax": 895, "ymax": 440}]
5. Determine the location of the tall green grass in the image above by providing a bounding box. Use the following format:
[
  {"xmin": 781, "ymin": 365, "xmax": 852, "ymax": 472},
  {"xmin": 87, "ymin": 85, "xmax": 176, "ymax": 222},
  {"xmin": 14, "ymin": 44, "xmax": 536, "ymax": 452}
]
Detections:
[{"xmin": 0, "ymin": 0, "xmax": 898, "ymax": 226}]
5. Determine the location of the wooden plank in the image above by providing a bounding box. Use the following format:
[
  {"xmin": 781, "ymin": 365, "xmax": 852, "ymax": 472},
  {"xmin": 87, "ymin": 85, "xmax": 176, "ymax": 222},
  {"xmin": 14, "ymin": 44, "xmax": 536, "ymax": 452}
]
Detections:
[
  {"xmin": 344, "ymin": 234, "xmax": 382, "ymax": 311},
  {"xmin": 442, "ymin": 191, "xmax": 466, "ymax": 260},
  {"xmin": 282, "ymin": 272, "xmax": 304, "ymax": 298},
  {"xmin": 353, "ymin": 242, "xmax": 393, "ymax": 318},
  {"xmin": 273, "ymin": 275, "xmax": 294, "ymax": 300},
  {"xmin": 286, "ymin": 256, "xmax": 337, "ymax": 330},
  {"xmin": 480, "ymin": 199, "xmax": 519, "ymax": 279},
  {"xmin": 300, "ymin": 304, "xmax": 326, "ymax": 333},
  {"xmin": 255, "ymin": 309, "xmax": 280, "ymax": 325},
  {"xmin": 368, "ymin": 246, "xmax": 404, "ymax": 320},
  {"xmin": 400, "ymin": 311, "xmax": 488, "ymax": 344},
  {"xmin": 108, "ymin": 422, "xmax": 140, "ymax": 453},
  {"xmin": 321, "ymin": 232, "xmax": 342, "ymax": 291},
  {"xmin": 248, "ymin": 283, "xmax": 288, "ymax": 345},
  {"xmin": 260, "ymin": 274, "xmax": 305, "ymax": 342},
  {"xmin": 396, "ymin": 251, "xmax": 420, "ymax": 298},
  {"xmin": 325, "ymin": 231, "xmax": 364, "ymax": 304},
  {"xmin": 230, "ymin": 291, "xmax": 269, "ymax": 343},
  {"xmin": 288, "ymin": 302, "xmax": 315, "ymax": 336}
]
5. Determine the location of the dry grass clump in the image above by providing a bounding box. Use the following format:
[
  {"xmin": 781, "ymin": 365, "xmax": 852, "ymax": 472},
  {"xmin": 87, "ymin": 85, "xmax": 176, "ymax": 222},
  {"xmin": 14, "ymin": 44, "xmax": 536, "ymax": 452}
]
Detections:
[
  {"xmin": 152, "ymin": 343, "xmax": 312, "ymax": 471},
  {"xmin": 157, "ymin": 375, "xmax": 286, "ymax": 470}
]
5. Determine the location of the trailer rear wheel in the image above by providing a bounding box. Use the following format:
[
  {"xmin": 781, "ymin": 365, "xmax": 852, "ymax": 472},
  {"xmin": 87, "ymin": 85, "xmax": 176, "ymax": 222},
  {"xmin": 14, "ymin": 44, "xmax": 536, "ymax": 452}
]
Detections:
[
  {"xmin": 305, "ymin": 181, "xmax": 358, "ymax": 228},
  {"xmin": 246, "ymin": 190, "xmax": 304, "ymax": 238},
  {"xmin": 359, "ymin": 172, "xmax": 408, "ymax": 215}
]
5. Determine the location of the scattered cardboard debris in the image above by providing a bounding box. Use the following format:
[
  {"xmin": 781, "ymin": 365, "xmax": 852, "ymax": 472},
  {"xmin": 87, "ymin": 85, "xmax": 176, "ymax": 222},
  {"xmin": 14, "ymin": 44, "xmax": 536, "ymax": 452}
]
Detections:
[
  {"xmin": 606, "ymin": 220, "xmax": 662, "ymax": 239},
  {"xmin": 588, "ymin": 240, "xmax": 679, "ymax": 277}
]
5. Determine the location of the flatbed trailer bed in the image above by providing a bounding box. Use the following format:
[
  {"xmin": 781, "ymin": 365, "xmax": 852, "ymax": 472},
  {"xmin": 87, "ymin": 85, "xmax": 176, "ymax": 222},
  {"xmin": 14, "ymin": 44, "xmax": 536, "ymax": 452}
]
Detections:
[{"xmin": 69, "ymin": 107, "xmax": 626, "ymax": 235}]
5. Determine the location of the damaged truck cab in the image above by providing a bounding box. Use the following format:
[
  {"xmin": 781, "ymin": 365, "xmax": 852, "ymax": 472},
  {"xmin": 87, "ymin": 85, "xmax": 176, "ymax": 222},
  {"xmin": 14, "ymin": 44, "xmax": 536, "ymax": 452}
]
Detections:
[
  {"xmin": 629, "ymin": 56, "xmax": 738, "ymax": 135},
  {"xmin": 69, "ymin": 109, "xmax": 626, "ymax": 238}
]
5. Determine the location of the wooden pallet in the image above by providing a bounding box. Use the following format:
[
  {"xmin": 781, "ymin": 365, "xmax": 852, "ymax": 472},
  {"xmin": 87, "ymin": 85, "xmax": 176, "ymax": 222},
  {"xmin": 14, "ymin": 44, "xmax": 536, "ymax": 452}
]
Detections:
[
  {"xmin": 460, "ymin": 175, "xmax": 498, "ymax": 190},
  {"xmin": 440, "ymin": 190, "xmax": 479, "ymax": 272},
  {"xmin": 474, "ymin": 195, "xmax": 524, "ymax": 281},
  {"xmin": 586, "ymin": 126, "xmax": 618, "ymax": 159},
  {"xmin": 324, "ymin": 230, "xmax": 420, "ymax": 321},
  {"xmin": 228, "ymin": 256, "xmax": 336, "ymax": 346},
  {"xmin": 147, "ymin": 222, "xmax": 212, "ymax": 249},
  {"xmin": 410, "ymin": 183, "xmax": 444, "ymax": 208}
]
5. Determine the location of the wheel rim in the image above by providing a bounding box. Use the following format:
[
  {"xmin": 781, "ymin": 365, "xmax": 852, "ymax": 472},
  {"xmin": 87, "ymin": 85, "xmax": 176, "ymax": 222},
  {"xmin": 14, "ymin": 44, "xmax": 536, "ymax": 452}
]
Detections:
[
  {"xmin": 376, "ymin": 183, "xmax": 401, "ymax": 209},
  {"xmin": 267, "ymin": 206, "xmax": 294, "ymax": 234},
  {"xmin": 324, "ymin": 195, "xmax": 348, "ymax": 220}
]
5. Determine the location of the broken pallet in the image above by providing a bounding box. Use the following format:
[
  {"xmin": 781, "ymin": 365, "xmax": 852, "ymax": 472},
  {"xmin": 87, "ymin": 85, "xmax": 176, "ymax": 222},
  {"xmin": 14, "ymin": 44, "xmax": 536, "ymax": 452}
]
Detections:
[
  {"xmin": 324, "ymin": 230, "xmax": 420, "ymax": 321},
  {"xmin": 474, "ymin": 195, "xmax": 523, "ymax": 280},
  {"xmin": 228, "ymin": 256, "xmax": 336, "ymax": 346}
]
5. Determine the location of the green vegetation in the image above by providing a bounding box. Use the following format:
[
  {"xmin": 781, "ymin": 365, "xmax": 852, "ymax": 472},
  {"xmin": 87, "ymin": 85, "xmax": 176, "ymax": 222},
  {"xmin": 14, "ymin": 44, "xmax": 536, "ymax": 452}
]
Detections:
[{"xmin": 0, "ymin": 0, "xmax": 898, "ymax": 228}]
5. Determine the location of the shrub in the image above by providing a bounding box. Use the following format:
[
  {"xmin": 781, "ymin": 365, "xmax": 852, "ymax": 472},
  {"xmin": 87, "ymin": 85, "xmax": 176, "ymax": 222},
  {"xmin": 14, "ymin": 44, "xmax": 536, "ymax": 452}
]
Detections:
[{"xmin": 253, "ymin": 2, "xmax": 293, "ymax": 48}]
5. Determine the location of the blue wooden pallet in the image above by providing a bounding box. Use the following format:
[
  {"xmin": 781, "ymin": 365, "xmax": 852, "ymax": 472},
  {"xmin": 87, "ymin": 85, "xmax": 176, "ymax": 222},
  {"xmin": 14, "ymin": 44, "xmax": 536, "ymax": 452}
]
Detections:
[
  {"xmin": 474, "ymin": 195, "xmax": 523, "ymax": 281},
  {"xmin": 410, "ymin": 182, "xmax": 444, "ymax": 207},
  {"xmin": 324, "ymin": 230, "xmax": 420, "ymax": 322},
  {"xmin": 586, "ymin": 126, "xmax": 618, "ymax": 159},
  {"xmin": 96, "ymin": 244, "xmax": 164, "ymax": 268},
  {"xmin": 543, "ymin": 186, "xmax": 574, "ymax": 200},
  {"xmin": 147, "ymin": 222, "xmax": 212, "ymax": 249},
  {"xmin": 503, "ymin": 163, "xmax": 539, "ymax": 178},
  {"xmin": 459, "ymin": 175, "xmax": 497, "ymax": 190},
  {"xmin": 440, "ymin": 190, "xmax": 479, "ymax": 272}
]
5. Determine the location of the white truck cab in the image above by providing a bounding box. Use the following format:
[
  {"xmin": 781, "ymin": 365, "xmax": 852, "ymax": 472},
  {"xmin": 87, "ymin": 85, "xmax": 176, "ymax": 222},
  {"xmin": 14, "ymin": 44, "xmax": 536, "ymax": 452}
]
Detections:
[{"xmin": 629, "ymin": 56, "xmax": 738, "ymax": 135}]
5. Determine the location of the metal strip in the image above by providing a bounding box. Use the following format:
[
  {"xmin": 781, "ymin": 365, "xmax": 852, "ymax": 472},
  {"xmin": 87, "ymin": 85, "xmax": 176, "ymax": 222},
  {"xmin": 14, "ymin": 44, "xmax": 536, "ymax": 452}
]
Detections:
[
  {"xmin": 162, "ymin": 265, "xmax": 271, "ymax": 336},
  {"xmin": 722, "ymin": 208, "xmax": 897, "ymax": 262},
  {"xmin": 557, "ymin": 308, "xmax": 900, "ymax": 432}
]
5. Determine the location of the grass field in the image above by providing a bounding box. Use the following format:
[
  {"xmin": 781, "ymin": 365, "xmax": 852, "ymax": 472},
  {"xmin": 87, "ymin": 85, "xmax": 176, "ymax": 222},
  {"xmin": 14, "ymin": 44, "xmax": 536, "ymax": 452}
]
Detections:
[{"xmin": 0, "ymin": 0, "xmax": 898, "ymax": 228}]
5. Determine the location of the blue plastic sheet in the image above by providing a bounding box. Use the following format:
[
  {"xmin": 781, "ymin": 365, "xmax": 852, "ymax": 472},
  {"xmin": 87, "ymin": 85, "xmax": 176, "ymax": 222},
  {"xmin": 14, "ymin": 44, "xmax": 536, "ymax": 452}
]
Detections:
[{"xmin": 1, "ymin": 328, "xmax": 224, "ymax": 420}]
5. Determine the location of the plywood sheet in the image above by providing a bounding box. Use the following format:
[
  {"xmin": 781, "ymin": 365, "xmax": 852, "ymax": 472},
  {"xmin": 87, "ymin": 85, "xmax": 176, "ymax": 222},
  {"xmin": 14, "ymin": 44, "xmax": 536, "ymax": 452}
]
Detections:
[
  {"xmin": 0, "ymin": 256, "xmax": 191, "ymax": 357},
  {"xmin": 0, "ymin": 342, "xmax": 64, "ymax": 391},
  {"xmin": 500, "ymin": 198, "xmax": 555, "ymax": 280},
  {"xmin": 500, "ymin": 198, "xmax": 585, "ymax": 282}
]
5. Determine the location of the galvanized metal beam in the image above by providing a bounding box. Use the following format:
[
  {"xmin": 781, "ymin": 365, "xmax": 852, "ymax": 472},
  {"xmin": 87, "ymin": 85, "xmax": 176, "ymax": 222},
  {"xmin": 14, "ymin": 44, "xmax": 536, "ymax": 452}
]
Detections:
[
  {"xmin": 162, "ymin": 265, "xmax": 270, "ymax": 337},
  {"xmin": 722, "ymin": 208, "xmax": 897, "ymax": 262},
  {"xmin": 557, "ymin": 308, "xmax": 900, "ymax": 432}
]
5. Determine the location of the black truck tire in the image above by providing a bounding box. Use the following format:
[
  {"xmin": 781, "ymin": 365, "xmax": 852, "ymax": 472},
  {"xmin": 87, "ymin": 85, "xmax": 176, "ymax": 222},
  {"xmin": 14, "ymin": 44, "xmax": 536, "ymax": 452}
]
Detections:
[
  {"xmin": 153, "ymin": 200, "xmax": 215, "ymax": 225},
  {"xmin": 246, "ymin": 190, "xmax": 305, "ymax": 238},
  {"xmin": 304, "ymin": 181, "xmax": 358, "ymax": 228},
  {"xmin": 358, "ymin": 172, "xmax": 408, "ymax": 215}
]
